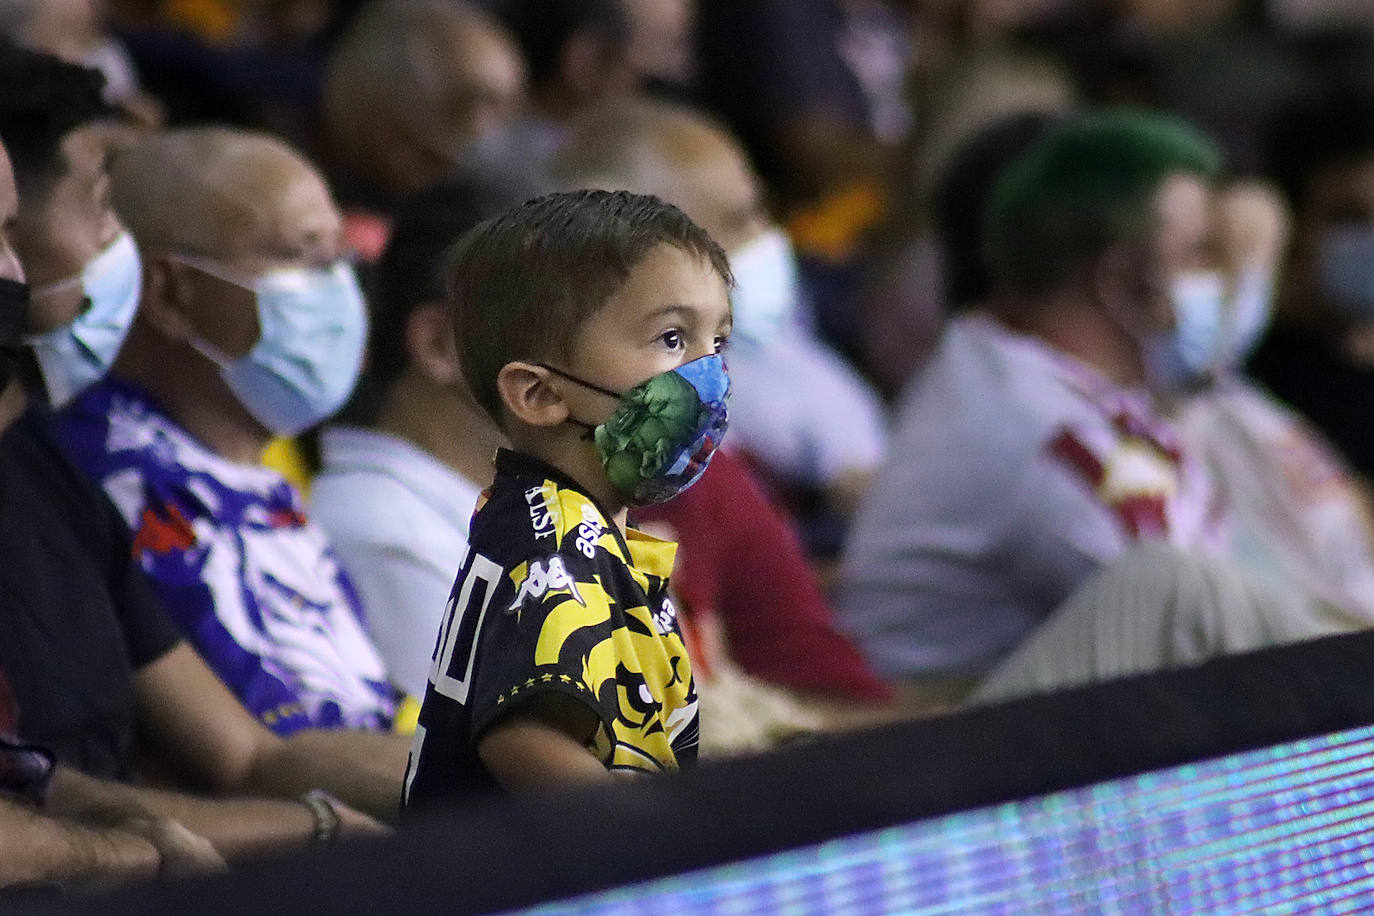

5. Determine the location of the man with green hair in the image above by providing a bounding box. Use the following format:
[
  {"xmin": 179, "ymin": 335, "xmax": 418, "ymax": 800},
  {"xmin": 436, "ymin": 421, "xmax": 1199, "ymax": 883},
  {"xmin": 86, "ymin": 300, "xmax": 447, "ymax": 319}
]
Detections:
[{"xmin": 836, "ymin": 109, "xmax": 1350, "ymax": 708}]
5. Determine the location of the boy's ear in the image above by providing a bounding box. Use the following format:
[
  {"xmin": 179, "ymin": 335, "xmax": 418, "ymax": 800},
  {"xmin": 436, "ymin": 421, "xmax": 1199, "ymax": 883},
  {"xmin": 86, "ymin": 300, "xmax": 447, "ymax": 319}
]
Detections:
[{"xmin": 496, "ymin": 361, "xmax": 569, "ymax": 428}]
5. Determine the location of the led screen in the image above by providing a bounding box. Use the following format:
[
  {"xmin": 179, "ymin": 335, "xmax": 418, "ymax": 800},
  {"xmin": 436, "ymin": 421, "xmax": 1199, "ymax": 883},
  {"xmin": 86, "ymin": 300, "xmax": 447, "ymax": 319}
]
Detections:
[{"xmin": 513, "ymin": 723, "xmax": 1374, "ymax": 915}]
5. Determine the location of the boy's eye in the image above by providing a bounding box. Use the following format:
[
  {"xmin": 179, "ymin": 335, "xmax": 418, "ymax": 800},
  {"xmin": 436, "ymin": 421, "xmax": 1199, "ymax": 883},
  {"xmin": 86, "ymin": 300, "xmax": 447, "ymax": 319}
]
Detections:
[
  {"xmin": 659, "ymin": 329, "xmax": 685, "ymax": 350},
  {"xmin": 713, "ymin": 335, "xmax": 729, "ymax": 354}
]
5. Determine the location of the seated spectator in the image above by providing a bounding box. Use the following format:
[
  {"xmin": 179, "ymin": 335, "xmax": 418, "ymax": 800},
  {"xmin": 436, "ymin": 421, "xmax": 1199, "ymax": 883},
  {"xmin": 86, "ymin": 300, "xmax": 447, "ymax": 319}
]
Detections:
[
  {"xmin": 312, "ymin": 175, "xmax": 528, "ymax": 700},
  {"xmin": 321, "ymin": 0, "xmax": 526, "ymax": 260},
  {"xmin": 5, "ymin": 52, "xmax": 139, "ymax": 408},
  {"xmin": 852, "ymin": 52, "xmax": 1077, "ymax": 397},
  {"xmin": 836, "ymin": 110, "xmax": 1353, "ymax": 706},
  {"xmin": 550, "ymin": 99, "xmax": 888, "ymax": 537},
  {"xmin": 1166, "ymin": 181, "xmax": 1374, "ymax": 625},
  {"xmin": 0, "ymin": 125, "xmax": 218, "ymax": 889},
  {"xmin": 1251, "ymin": 89, "xmax": 1374, "ymax": 482},
  {"xmin": 1, "ymin": 0, "xmax": 164, "ymax": 128},
  {"xmin": 695, "ymin": 0, "xmax": 912, "ymax": 355},
  {"xmin": 491, "ymin": 0, "xmax": 636, "ymax": 169},
  {"xmin": 53, "ymin": 126, "xmax": 397, "ymax": 735},
  {"xmin": 0, "ymin": 49, "xmax": 405, "ymax": 853}
]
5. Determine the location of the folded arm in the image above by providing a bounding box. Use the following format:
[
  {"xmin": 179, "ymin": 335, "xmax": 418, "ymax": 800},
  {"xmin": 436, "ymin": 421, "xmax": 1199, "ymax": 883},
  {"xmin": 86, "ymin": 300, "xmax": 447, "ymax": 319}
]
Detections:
[{"xmin": 133, "ymin": 642, "xmax": 409, "ymax": 823}]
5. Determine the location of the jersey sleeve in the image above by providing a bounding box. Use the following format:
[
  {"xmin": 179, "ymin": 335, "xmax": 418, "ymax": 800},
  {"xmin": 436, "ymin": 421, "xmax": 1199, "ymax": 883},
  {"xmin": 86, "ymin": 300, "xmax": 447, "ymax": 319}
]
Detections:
[{"xmin": 465, "ymin": 537, "xmax": 620, "ymax": 759}]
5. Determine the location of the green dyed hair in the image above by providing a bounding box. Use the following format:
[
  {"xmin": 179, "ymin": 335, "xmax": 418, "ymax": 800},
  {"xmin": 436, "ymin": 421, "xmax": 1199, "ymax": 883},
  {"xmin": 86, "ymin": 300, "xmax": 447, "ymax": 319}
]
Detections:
[{"xmin": 983, "ymin": 109, "xmax": 1224, "ymax": 297}]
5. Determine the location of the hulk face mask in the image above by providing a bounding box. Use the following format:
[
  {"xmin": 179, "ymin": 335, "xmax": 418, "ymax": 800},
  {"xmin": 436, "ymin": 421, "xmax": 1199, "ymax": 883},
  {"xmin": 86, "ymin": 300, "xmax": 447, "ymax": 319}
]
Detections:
[{"xmin": 541, "ymin": 354, "xmax": 731, "ymax": 506}]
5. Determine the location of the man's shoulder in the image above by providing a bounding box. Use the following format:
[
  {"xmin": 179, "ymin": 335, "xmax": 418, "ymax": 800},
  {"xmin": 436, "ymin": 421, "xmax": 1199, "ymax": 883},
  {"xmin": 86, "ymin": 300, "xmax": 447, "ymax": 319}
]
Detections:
[
  {"xmin": 892, "ymin": 317, "xmax": 1072, "ymax": 467},
  {"xmin": 312, "ymin": 463, "xmax": 438, "ymax": 545},
  {"xmin": 1, "ymin": 409, "xmax": 114, "ymax": 522},
  {"xmin": 54, "ymin": 378, "xmax": 196, "ymax": 481}
]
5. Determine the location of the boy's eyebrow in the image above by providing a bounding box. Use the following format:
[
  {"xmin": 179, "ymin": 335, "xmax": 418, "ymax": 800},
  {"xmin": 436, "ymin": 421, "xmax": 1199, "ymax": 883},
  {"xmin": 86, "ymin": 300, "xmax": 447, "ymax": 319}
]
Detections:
[{"xmin": 640, "ymin": 304, "xmax": 700, "ymax": 324}]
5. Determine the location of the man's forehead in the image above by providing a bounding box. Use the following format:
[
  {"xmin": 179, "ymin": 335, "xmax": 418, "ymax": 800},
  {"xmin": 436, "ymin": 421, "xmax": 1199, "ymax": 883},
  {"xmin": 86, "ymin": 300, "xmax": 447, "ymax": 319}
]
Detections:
[
  {"xmin": 1153, "ymin": 174, "xmax": 1213, "ymax": 230},
  {"xmin": 203, "ymin": 153, "xmax": 338, "ymax": 257}
]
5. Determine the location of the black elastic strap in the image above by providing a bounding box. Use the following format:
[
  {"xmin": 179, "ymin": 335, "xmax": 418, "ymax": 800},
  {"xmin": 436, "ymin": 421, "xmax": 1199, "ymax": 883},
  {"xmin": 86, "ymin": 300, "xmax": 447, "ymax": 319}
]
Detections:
[{"xmin": 538, "ymin": 363, "xmax": 622, "ymax": 401}]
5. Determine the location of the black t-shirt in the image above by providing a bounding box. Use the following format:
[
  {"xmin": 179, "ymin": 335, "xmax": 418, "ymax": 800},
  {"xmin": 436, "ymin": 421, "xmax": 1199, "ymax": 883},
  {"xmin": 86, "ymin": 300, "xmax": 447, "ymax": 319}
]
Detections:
[
  {"xmin": 0, "ymin": 408, "xmax": 180, "ymax": 779},
  {"xmin": 402, "ymin": 450, "xmax": 698, "ymax": 810}
]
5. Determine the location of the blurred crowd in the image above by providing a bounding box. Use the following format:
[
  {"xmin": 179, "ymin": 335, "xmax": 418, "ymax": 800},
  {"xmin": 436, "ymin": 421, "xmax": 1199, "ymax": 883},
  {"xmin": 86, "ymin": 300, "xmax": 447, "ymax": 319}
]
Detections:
[{"xmin": 5, "ymin": 0, "xmax": 1374, "ymax": 892}]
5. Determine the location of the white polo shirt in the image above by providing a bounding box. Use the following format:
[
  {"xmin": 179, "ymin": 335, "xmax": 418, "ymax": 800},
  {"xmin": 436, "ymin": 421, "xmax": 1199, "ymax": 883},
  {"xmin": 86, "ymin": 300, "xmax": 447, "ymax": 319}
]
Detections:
[{"xmin": 312, "ymin": 426, "xmax": 485, "ymax": 699}]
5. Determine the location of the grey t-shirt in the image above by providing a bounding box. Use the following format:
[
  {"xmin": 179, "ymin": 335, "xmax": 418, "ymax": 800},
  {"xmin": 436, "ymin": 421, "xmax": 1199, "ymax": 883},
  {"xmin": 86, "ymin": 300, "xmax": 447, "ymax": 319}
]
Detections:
[{"xmin": 835, "ymin": 315, "xmax": 1223, "ymax": 679}]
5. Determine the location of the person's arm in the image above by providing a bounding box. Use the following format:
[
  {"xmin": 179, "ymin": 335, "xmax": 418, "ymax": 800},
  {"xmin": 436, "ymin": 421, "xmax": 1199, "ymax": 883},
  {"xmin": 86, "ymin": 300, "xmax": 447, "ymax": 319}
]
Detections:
[
  {"xmin": 133, "ymin": 642, "xmax": 408, "ymax": 823},
  {"xmin": 477, "ymin": 695, "xmax": 612, "ymax": 794},
  {"xmin": 0, "ymin": 794, "xmax": 160, "ymax": 890},
  {"xmin": 45, "ymin": 766, "xmax": 375, "ymax": 863}
]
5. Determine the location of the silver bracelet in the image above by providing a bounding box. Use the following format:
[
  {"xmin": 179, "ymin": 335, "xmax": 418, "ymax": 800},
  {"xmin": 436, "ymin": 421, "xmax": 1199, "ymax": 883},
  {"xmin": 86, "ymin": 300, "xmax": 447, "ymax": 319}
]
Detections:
[{"xmin": 300, "ymin": 789, "xmax": 341, "ymax": 844}]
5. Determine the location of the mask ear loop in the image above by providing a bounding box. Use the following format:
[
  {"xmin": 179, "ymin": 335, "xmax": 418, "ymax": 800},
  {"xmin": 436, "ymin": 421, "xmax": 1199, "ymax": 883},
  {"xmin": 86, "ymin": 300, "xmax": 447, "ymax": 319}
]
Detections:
[
  {"xmin": 537, "ymin": 363, "xmax": 623, "ymax": 400},
  {"xmin": 537, "ymin": 363, "xmax": 622, "ymax": 441}
]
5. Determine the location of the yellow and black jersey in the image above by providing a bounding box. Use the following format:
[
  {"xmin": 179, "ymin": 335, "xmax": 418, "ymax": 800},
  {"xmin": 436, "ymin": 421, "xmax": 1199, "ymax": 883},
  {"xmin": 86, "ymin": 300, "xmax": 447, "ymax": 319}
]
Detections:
[{"xmin": 402, "ymin": 449, "xmax": 699, "ymax": 808}]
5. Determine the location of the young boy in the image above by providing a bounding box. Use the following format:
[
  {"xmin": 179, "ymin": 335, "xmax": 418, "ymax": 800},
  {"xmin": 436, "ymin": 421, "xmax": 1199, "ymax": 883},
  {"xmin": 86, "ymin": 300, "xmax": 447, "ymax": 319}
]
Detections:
[{"xmin": 401, "ymin": 190, "xmax": 733, "ymax": 806}]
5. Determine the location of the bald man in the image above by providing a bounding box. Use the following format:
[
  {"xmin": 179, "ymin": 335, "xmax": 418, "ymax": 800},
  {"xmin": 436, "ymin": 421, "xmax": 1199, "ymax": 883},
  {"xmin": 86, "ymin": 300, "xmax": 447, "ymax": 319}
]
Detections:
[
  {"xmin": 551, "ymin": 99, "xmax": 887, "ymax": 524},
  {"xmin": 53, "ymin": 128, "xmax": 398, "ymax": 741}
]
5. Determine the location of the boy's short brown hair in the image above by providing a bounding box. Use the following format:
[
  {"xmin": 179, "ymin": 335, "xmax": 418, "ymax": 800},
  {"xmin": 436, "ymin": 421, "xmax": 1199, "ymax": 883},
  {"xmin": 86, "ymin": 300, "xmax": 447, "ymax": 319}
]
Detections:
[{"xmin": 445, "ymin": 189, "xmax": 733, "ymax": 425}]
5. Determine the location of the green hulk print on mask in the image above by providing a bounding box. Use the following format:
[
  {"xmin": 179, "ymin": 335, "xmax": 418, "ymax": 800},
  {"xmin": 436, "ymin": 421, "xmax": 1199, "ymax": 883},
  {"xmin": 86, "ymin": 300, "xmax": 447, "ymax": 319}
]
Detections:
[{"xmin": 542, "ymin": 354, "xmax": 731, "ymax": 507}]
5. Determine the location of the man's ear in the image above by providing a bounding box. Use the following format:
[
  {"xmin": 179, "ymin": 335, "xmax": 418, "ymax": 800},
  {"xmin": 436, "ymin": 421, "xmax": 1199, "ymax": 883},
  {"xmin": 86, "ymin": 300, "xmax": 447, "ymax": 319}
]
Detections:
[
  {"xmin": 406, "ymin": 302, "xmax": 463, "ymax": 385},
  {"xmin": 137, "ymin": 256, "xmax": 199, "ymax": 341},
  {"xmin": 1090, "ymin": 244, "xmax": 1163, "ymax": 333},
  {"xmin": 496, "ymin": 361, "xmax": 569, "ymax": 428}
]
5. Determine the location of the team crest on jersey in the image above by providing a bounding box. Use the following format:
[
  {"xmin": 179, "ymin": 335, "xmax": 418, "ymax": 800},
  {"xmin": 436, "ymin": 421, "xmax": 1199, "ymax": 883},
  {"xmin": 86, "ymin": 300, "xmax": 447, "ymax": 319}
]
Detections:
[{"xmin": 508, "ymin": 556, "xmax": 585, "ymax": 612}]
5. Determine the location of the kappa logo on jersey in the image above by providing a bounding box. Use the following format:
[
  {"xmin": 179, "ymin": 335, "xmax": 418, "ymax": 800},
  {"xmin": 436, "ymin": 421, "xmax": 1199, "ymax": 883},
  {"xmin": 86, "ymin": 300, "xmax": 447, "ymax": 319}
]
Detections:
[
  {"xmin": 525, "ymin": 485, "xmax": 555, "ymax": 540},
  {"xmin": 508, "ymin": 556, "xmax": 585, "ymax": 611}
]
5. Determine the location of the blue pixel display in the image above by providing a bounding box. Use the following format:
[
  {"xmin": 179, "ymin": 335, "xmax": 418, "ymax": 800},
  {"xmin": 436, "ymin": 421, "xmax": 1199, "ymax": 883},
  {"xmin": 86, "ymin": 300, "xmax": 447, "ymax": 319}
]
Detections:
[{"xmin": 512, "ymin": 724, "xmax": 1374, "ymax": 915}]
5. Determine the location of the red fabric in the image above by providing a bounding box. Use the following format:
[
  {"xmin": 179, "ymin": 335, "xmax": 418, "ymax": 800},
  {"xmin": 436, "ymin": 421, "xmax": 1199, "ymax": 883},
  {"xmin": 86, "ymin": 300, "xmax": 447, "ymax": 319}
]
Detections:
[
  {"xmin": 635, "ymin": 450, "xmax": 893, "ymax": 703},
  {"xmin": 342, "ymin": 208, "xmax": 392, "ymax": 264}
]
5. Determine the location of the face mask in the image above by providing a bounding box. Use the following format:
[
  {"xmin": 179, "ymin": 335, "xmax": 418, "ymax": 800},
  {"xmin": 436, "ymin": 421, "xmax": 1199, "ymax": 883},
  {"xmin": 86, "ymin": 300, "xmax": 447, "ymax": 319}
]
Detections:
[
  {"xmin": 175, "ymin": 256, "xmax": 368, "ymax": 437},
  {"xmin": 0, "ymin": 277, "xmax": 29, "ymax": 393},
  {"xmin": 1221, "ymin": 261, "xmax": 1274, "ymax": 365},
  {"xmin": 1316, "ymin": 225, "xmax": 1374, "ymax": 320},
  {"xmin": 542, "ymin": 354, "xmax": 730, "ymax": 507},
  {"xmin": 728, "ymin": 229, "xmax": 801, "ymax": 348},
  {"xmin": 1139, "ymin": 270, "xmax": 1226, "ymax": 392},
  {"xmin": 26, "ymin": 231, "xmax": 142, "ymax": 407}
]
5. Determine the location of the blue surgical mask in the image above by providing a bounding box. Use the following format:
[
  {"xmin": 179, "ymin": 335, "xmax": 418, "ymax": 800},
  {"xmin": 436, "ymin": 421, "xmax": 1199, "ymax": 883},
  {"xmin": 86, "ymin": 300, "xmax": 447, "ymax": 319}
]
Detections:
[
  {"xmin": 1142, "ymin": 270, "xmax": 1226, "ymax": 392},
  {"xmin": 26, "ymin": 231, "xmax": 142, "ymax": 407},
  {"xmin": 1316, "ymin": 225, "xmax": 1374, "ymax": 319},
  {"xmin": 727, "ymin": 229, "xmax": 801, "ymax": 348},
  {"xmin": 175, "ymin": 255, "xmax": 368, "ymax": 436},
  {"xmin": 542, "ymin": 354, "xmax": 731, "ymax": 506}
]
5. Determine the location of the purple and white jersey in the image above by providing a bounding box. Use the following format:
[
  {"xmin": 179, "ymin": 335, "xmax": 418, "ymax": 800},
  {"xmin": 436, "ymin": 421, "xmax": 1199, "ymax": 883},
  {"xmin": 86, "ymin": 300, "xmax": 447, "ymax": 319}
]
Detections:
[{"xmin": 54, "ymin": 377, "xmax": 396, "ymax": 734}]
